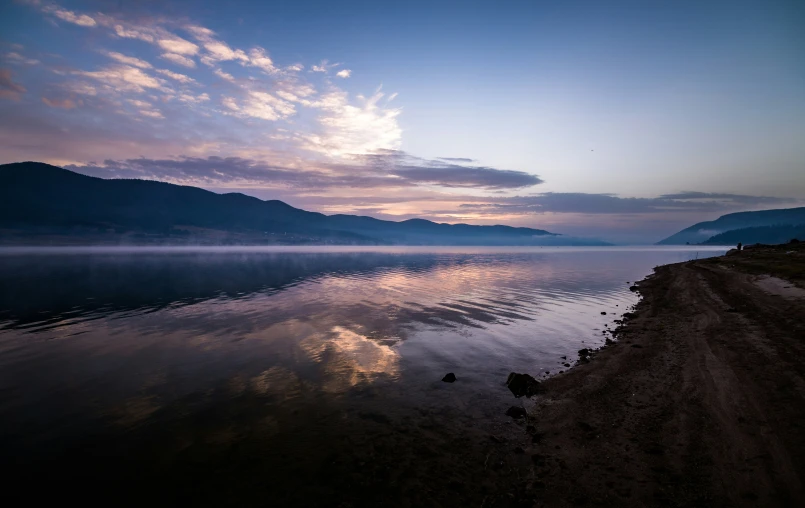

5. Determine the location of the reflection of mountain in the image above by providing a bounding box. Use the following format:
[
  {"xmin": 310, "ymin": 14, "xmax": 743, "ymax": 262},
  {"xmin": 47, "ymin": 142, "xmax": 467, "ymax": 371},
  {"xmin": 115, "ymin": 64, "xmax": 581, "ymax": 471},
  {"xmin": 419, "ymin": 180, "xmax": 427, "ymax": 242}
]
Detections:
[
  {"xmin": 0, "ymin": 249, "xmax": 641, "ymax": 335},
  {"xmin": 658, "ymin": 207, "xmax": 805, "ymax": 245},
  {"xmin": 0, "ymin": 162, "xmax": 612, "ymax": 245},
  {"xmin": 0, "ymin": 252, "xmax": 446, "ymax": 329}
]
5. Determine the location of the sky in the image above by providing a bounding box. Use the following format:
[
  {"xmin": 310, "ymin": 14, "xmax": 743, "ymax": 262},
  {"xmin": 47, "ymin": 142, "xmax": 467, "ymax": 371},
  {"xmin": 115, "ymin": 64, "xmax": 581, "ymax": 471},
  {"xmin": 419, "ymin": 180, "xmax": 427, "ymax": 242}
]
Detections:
[{"xmin": 1, "ymin": 0, "xmax": 804, "ymax": 243}]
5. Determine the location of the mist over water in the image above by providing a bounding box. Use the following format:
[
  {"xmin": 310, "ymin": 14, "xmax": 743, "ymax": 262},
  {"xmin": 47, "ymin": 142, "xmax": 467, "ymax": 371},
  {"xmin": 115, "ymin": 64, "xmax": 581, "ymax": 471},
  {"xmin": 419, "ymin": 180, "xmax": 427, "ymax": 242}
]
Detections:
[{"xmin": 0, "ymin": 246, "xmax": 725, "ymax": 502}]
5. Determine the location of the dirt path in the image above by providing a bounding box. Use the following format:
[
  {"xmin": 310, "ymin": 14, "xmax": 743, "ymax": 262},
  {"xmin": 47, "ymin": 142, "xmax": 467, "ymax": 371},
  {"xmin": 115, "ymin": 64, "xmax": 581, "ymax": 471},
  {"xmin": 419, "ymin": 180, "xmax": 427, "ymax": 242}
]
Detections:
[{"xmin": 517, "ymin": 255, "xmax": 805, "ymax": 506}]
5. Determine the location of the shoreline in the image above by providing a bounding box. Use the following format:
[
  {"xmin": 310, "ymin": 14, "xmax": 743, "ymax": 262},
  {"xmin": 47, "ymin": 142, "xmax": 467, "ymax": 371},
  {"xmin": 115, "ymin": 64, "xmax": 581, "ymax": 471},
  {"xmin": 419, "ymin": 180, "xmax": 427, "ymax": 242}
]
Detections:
[{"xmin": 509, "ymin": 242, "xmax": 805, "ymax": 506}]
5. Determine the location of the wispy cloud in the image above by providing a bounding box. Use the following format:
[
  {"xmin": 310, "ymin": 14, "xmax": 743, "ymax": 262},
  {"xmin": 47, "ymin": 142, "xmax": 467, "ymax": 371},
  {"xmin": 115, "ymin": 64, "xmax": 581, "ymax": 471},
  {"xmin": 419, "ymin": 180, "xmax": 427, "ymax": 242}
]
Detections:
[
  {"xmin": 103, "ymin": 51, "xmax": 152, "ymax": 69},
  {"xmin": 656, "ymin": 192, "xmax": 791, "ymax": 205},
  {"xmin": 42, "ymin": 97, "xmax": 77, "ymax": 109},
  {"xmin": 156, "ymin": 68, "xmax": 196, "ymax": 85},
  {"xmin": 455, "ymin": 192, "xmax": 798, "ymax": 216},
  {"xmin": 66, "ymin": 151, "xmax": 543, "ymax": 192},
  {"xmin": 0, "ymin": 68, "xmax": 26, "ymax": 101},
  {"xmin": 4, "ymin": 52, "xmax": 40, "ymax": 66},
  {"xmin": 223, "ymin": 91, "xmax": 296, "ymax": 121},
  {"xmin": 74, "ymin": 65, "xmax": 164, "ymax": 93},
  {"xmin": 160, "ymin": 52, "xmax": 195, "ymax": 68},
  {"xmin": 310, "ymin": 60, "xmax": 340, "ymax": 73},
  {"xmin": 42, "ymin": 5, "xmax": 97, "ymax": 27}
]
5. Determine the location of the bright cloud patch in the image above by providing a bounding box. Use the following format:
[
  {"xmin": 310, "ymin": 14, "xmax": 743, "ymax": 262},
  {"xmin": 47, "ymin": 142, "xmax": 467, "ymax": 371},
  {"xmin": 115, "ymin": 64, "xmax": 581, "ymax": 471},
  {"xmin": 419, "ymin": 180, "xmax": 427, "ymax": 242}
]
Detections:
[
  {"xmin": 44, "ymin": 6, "xmax": 97, "ymax": 27},
  {"xmin": 223, "ymin": 91, "xmax": 296, "ymax": 121},
  {"xmin": 103, "ymin": 51, "xmax": 152, "ymax": 69},
  {"xmin": 75, "ymin": 65, "xmax": 163, "ymax": 93},
  {"xmin": 303, "ymin": 89, "xmax": 402, "ymax": 156},
  {"xmin": 160, "ymin": 53, "xmax": 195, "ymax": 68},
  {"xmin": 157, "ymin": 38, "xmax": 199, "ymax": 56}
]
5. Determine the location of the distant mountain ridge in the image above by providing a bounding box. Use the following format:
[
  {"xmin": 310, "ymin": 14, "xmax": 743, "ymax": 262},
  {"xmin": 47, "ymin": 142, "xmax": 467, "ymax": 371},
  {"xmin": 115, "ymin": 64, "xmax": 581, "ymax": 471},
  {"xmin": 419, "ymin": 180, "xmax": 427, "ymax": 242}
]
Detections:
[
  {"xmin": 658, "ymin": 207, "xmax": 805, "ymax": 245},
  {"xmin": 0, "ymin": 162, "xmax": 608, "ymax": 246},
  {"xmin": 698, "ymin": 225, "xmax": 805, "ymax": 246}
]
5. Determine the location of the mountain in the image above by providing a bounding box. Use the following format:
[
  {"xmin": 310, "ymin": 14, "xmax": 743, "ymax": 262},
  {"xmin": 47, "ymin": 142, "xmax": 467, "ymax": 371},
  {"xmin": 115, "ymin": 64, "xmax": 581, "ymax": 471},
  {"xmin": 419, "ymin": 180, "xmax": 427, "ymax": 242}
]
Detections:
[
  {"xmin": 657, "ymin": 207, "xmax": 805, "ymax": 245},
  {"xmin": 0, "ymin": 162, "xmax": 607, "ymax": 246},
  {"xmin": 698, "ymin": 224, "xmax": 805, "ymax": 246}
]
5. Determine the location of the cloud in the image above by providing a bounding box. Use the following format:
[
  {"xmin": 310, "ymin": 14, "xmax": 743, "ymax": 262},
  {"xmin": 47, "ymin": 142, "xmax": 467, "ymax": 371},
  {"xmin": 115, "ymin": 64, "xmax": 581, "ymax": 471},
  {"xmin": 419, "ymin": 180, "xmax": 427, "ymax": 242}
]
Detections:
[
  {"xmin": 103, "ymin": 51, "xmax": 152, "ymax": 69},
  {"xmin": 75, "ymin": 65, "xmax": 164, "ymax": 93},
  {"xmin": 201, "ymin": 41, "xmax": 248, "ymax": 65},
  {"xmin": 139, "ymin": 109, "xmax": 164, "ymax": 119},
  {"xmin": 67, "ymin": 151, "xmax": 544, "ymax": 192},
  {"xmin": 63, "ymin": 82, "xmax": 97, "ymax": 96},
  {"xmin": 352, "ymin": 150, "xmax": 543, "ymax": 190},
  {"xmin": 17, "ymin": 1, "xmax": 402, "ymax": 158},
  {"xmin": 656, "ymin": 191, "xmax": 790, "ymax": 205},
  {"xmin": 161, "ymin": 53, "xmax": 195, "ymax": 68},
  {"xmin": 223, "ymin": 91, "xmax": 296, "ymax": 121},
  {"xmin": 221, "ymin": 96, "xmax": 240, "ymax": 111},
  {"xmin": 10, "ymin": 2, "xmax": 408, "ymax": 186},
  {"xmin": 393, "ymin": 165, "xmax": 541, "ymax": 189},
  {"xmin": 68, "ymin": 156, "xmax": 332, "ymax": 187},
  {"xmin": 311, "ymin": 60, "xmax": 339, "ymax": 73},
  {"xmin": 247, "ymin": 48, "xmax": 277, "ymax": 74},
  {"xmin": 127, "ymin": 99, "xmax": 151, "ymax": 108},
  {"xmin": 303, "ymin": 89, "xmax": 402, "ymax": 156},
  {"xmin": 214, "ymin": 68, "xmax": 236, "ymax": 82},
  {"xmin": 113, "ymin": 24, "xmax": 155, "ymax": 42},
  {"xmin": 4, "ymin": 52, "xmax": 40, "ymax": 66},
  {"xmin": 42, "ymin": 97, "xmax": 77, "ymax": 109},
  {"xmin": 156, "ymin": 68, "xmax": 196, "ymax": 84},
  {"xmin": 43, "ymin": 6, "xmax": 97, "ymax": 27},
  {"xmin": 455, "ymin": 192, "xmax": 797, "ymax": 216},
  {"xmin": 177, "ymin": 92, "xmax": 209, "ymax": 104},
  {"xmin": 438, "ymin": 157, "xmax": 476, "ymax": 163},
  {"xmin": 157, "ymin": 37, "xmax": 199, "ymax": 56},
  {"xmin": 185, "ymin": 25, "xmax": 248, "ymax": 66},
  {"xmin": 0, "ymin": 68, "xmax": 26, "ymax": 100}
]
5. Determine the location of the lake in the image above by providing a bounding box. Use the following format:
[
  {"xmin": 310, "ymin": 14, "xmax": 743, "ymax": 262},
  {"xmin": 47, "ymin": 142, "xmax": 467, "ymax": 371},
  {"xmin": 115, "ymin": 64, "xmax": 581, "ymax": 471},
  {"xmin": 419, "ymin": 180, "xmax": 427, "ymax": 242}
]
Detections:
[{"xmin": 0, "ymin": 246, "xmax": 726, "ymax": 506}]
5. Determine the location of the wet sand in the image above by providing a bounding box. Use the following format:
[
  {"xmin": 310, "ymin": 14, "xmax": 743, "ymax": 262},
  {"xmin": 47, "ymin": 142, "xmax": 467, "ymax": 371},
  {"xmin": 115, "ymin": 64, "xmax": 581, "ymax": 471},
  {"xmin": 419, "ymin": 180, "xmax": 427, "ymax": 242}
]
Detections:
[{"xmin": 517, "ymin": 243, "xmax": 805, "ymax": 506}]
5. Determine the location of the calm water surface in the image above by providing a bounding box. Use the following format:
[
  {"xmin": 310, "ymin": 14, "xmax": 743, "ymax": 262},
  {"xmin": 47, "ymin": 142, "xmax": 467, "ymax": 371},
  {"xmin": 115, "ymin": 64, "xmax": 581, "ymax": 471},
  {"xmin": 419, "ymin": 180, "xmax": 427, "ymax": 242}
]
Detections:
[{"xmin": 0, "ymin": 246, "xmax": 725, "ymax": 504}]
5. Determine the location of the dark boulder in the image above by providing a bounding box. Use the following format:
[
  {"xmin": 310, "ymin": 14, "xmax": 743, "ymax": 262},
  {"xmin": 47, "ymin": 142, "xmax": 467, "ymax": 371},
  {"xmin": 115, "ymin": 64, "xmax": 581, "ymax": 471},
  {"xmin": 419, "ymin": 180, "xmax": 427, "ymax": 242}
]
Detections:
[
  {"xmin": 442, "ymin": 373, "xmax": 457, "ymax": 383},
  {"xmin": 506, "ymin": 372, "xmax": 542, "ymax": 397},
  {"xmin": 577, "ymin": 348, "xmax": 591, "ymax": 363},
  {"xmin": 506, "ymin": 406, "xmax": 528, "ymax": 419},
  {"xmin": 629, "ymin": 285, "xmax": 639, "ymax": 292}
]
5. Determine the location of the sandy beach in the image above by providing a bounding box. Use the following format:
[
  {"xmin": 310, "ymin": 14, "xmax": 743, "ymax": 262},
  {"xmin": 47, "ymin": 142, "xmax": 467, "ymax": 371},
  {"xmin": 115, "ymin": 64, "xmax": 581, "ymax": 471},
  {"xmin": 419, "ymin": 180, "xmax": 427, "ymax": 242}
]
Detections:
[{"xmin": 512, "ymin": 242, "xmax": 805, "ymax": 506}]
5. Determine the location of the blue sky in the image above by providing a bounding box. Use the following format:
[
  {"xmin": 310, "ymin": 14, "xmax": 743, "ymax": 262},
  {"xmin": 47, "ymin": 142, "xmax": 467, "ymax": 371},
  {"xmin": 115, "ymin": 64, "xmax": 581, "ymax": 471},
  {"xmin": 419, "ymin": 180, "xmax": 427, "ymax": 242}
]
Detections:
[{"xmin": 1, "ymin": 0, "xmax": 804, "ymax": 242}]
